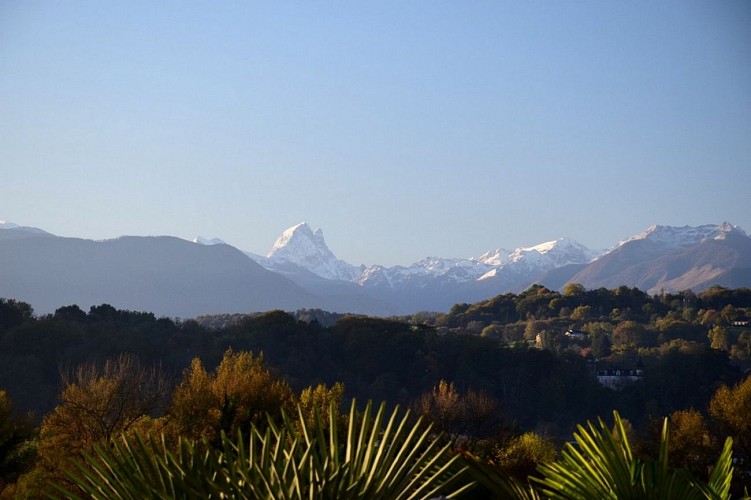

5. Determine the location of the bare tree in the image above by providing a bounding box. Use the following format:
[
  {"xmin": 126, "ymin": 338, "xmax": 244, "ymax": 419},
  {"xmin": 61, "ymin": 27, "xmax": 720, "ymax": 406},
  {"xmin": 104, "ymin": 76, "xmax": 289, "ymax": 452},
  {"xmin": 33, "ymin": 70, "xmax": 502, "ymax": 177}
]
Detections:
[
  {"xmin": 414, "ymin": 380, "xmax": 503, "ymax": 449},
  {"xmin": 56, "ymin": 354, "xmax": 170, "ymax": 442},
  {"xmin": 20, "ymin": 355, "xmax": 170, "ymax": 497}
]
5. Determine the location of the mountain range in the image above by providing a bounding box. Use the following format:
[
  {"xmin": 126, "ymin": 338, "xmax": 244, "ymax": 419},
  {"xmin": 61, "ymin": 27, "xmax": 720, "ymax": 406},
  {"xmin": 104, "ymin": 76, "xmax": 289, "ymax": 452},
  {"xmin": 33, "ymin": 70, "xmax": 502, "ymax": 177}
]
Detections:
[{"xmin": 1, "ymin": 219, "xmax": 749, "ymax": 317}]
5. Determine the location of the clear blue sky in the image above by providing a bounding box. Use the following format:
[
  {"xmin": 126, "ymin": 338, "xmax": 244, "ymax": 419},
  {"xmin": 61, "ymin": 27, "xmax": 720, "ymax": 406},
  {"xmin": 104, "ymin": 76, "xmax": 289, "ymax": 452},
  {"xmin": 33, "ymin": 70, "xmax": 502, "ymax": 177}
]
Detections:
[{"xmin": 2, "ymin": 1, "xmax": 750, "ymax": 266}]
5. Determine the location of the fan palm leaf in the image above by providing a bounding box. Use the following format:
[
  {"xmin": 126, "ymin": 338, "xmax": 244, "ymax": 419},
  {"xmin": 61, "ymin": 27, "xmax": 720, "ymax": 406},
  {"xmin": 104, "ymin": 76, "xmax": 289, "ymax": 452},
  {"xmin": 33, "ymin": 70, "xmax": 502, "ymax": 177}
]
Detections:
[
  {"xmin": 55, "ymin": 400, "xmax": 473, "ymax": 499},
  {"xmin": 533, "ymin": 411, "xmax": 734, "ymax": 500}
]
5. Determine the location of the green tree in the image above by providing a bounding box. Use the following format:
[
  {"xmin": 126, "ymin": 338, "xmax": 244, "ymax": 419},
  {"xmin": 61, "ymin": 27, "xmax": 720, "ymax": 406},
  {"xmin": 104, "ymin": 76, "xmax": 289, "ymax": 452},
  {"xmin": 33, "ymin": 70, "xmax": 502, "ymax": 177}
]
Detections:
[
  {"xmin": 563, "ymin": 283, "xmax": 586, "ymax": 297},
  {"xmin": 535, "ymin": 330, "xmax": 563, "ymax": 353},
  {"xmin": 570, "ymin": 305, "xmax": 592, "ymax": 322},
  {"xmin": 698, "ymin": 309, "xmax": 720, "ymax": 327},
  {"xmin": 720, "ymin": 305, "xmax": 738, "ymax": 325},
  {"xmin": 730, "ymin": 332, "xmax": 751, "ymax": 362},
  {"xmin": 0, "ymin": 390, "xmax": 35, "ymax": 496},
  {"xmin": 481, "ymin": 324, "xmax": 504, "ymax": 340},
  {"xmin": 590, "ymin": 331, "xmax": 612, "ymax": 358},
  {"xmin": 524, "ymin": 320, "xmax": 545, "ymax": 341},
  {"xmin": 0, "ymin": 299, "xmax": 33, "ymax": 333},
  {"xmin": 465, "ymin": 320, "xmax": 485, "ymax": 334}
]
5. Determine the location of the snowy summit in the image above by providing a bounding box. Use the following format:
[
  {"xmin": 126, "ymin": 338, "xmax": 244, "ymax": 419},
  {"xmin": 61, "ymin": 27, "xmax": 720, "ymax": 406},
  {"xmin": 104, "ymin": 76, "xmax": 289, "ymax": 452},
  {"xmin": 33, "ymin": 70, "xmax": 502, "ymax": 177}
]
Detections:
[
  {"xmin": 194, "ymin": 236, "xmax": 227, "ymax": 246},
  {"xmin": 266, "ymin": 222, "xmax": 363, "ymax": 281},
  {"xmin": 618, "ymin": 223, "xmax": 746, "ymax": 249}
]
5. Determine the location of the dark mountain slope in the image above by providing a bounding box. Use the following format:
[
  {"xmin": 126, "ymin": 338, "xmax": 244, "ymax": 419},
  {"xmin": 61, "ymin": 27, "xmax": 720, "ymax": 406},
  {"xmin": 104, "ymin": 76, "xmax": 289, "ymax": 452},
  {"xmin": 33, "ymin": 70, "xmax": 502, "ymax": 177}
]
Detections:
[{"xmin": 0, "ymin": 234, "xmax": 318, "ymax": 317}]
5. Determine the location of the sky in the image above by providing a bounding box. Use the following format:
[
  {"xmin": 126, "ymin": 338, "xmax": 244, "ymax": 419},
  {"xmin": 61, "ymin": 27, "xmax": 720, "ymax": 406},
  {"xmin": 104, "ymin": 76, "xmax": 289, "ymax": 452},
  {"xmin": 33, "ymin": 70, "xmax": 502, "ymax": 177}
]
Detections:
[{"xmin": 1, "ymin": 1, "xmax": 750, "ymax": 266}]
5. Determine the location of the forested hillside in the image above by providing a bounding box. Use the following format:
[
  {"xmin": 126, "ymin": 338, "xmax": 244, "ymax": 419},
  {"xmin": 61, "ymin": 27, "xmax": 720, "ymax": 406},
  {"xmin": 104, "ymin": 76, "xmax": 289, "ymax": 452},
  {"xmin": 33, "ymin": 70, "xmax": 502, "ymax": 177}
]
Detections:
[{"xmin": 1, "ymin": 284, "xmax": 750, "ymax": 496}]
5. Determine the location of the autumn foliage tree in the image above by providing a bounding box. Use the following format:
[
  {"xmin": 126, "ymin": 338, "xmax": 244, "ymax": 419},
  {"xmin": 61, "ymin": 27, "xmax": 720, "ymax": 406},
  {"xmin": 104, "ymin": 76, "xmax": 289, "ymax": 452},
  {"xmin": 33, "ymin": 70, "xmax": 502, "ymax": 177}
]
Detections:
[
  {"xmin": 14, "ymin": 354, "xmax": 168, "ymax": 497},
  {"xmin": 612, "ymin": 320, "xmax": 649, "ymax": 348},
  {"xmin": 168, "ymin": 348, "xmax": 295, "ymax": 444},
  {"xmin": 493, "ymin": 432, "xmax": 556, "ymax": 481},
  {"xmin": 709, "ymin": 374, "xmax": 751, "ymax": 464},
  {"xmin": 414, "ymin": 380, "xmax": 502, "ymax": 449},
  {"xmin": 298, "ymin": 382, "xmax": 345, "ymax": 428},
  {"xmin": 642, "ymin": 409, "xmax": 718, "ymax": 481}
]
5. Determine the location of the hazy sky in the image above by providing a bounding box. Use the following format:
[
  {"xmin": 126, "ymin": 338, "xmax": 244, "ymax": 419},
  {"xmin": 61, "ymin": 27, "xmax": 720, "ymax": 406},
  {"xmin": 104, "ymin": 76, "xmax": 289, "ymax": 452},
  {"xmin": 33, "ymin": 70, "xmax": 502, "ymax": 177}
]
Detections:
[{"xmin": 2, "ymin": 1, "xmax": 750, "ymax": 266}]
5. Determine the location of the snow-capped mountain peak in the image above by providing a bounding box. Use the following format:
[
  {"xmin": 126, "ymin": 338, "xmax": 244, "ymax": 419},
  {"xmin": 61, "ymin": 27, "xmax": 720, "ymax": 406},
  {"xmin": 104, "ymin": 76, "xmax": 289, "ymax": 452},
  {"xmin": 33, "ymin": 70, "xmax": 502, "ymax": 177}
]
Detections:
[
  {"xmin": 476, "ymin": 248, "xmax": 512, "ymax": 266},
  {"xmin": 194, "ymin": 236, "xmax": 227, "ymax": 246},
  {"xmin": 508, "ymin": 237, "xmax": 600, "ymax": 266},
  {"xmin": 0, "ymin": 220, "xmax": 20, "ymax": 230},
  {"xmin": 267, "ymin": 222, "xmax": 362, "ymax": 281},
  {"xmin": 352, "ymin": 237, "xmax": 598, "ymax": 289},
  {"xmin": 268, "ymin": 222, "xmax": 334, "ymax": 259},
  {"xmin": 618, "ymin": 223, "xmax": 747, "ymax": 249},
  {"xmin": 714, "ymin": 222, "xmax": 746, "ymax": 240}
]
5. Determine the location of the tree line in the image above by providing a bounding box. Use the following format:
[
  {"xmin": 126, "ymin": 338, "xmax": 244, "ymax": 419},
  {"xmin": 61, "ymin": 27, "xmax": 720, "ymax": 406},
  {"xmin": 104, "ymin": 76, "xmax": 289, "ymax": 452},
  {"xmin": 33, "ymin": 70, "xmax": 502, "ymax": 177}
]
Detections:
[
  {"xmin": 0, "ymin": 284, "xmax": 750, "ymax": 496},
  {"xmin": 2, "ymin": 348, "xmax": 749, "ymax": 497}
]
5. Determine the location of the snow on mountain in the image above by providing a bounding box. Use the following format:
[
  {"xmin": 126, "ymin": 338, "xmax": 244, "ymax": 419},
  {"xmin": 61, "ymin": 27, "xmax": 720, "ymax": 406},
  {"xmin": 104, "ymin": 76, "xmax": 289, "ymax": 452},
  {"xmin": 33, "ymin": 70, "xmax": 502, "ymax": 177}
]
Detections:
[
  {"xmin": 0, "ymin": 220, "xmax": 53, "ymax": 236},
  {"xmin": 475, "ymin": 248, "xmax": 512, "ymax": 266},
  {"xmin": 507, "ymin": 237, "xmax": 600, "ymax": 268},
  {"xmin": 617, "ymin": 223, "xmax": 746, "ymax": 249},
  {"xmin": 194, "ymin": 223, "xmax": 745, "ymax": 297},
  {"xmin": 355, "ymin": 257, "xmax": 493, "ymax": 287},
  {"xmin": 266, "ymin": 222, "xmax": 364, "ymax": 281},
  {"xmin": 7, "ymin": 217, "xmax": 748, "ymax": 315},
  {"xmin": 566, "ymin": 222, "xmax": 751, "ymax": 295},
  {"xmin": 194, "ymin": 236, "xmax": 227, "ymax": 246},
  {"xmin": 355, "ymin": 238, "xmax": 599, "ymax": 288}
]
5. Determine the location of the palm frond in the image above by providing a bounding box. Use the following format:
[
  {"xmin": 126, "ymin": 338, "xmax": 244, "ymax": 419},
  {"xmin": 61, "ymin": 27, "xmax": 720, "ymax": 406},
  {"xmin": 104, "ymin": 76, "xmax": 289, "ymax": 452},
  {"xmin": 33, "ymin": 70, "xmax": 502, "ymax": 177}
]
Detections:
[
  {"xmin": 533, "ymin": 411, "xmax": 733, "ymax": 500},
  {"xmin": 56, "ymin": 400, "xmax": 470, "ymax": 500}
]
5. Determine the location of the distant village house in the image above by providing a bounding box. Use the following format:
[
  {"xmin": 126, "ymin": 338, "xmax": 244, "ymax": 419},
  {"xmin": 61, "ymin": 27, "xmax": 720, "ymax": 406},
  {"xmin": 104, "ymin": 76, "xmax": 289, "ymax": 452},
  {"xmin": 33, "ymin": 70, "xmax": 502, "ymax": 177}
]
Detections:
[
  {"xmin": 565, "ymin": 329, "xmax": 588, "ymax": 340},
  {"xmin": 597, "ymin": 366, "xmax": 644, "ymax": 390}
]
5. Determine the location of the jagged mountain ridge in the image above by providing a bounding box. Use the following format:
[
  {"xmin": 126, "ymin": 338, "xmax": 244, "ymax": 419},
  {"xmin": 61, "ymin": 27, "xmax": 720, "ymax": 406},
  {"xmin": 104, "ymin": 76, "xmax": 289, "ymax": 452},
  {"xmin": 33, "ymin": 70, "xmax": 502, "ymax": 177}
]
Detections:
[
  {"xmin": 232, "ymin": 222, "xmax": 601, "ymax": 288},
  {"xmin": 194, "ymin": 223, "xmax": 604, "ymax": 313},
  {"xmin": 262, "ymin": 222, "xmax": 364, "ymax": 281},
  {"xmin": 210, "ymin": 221, "xmax": 750, "ymax": 313},
  {"xmin": 2, "ymin": 219, "xmax": 750, "ymax": 316}
]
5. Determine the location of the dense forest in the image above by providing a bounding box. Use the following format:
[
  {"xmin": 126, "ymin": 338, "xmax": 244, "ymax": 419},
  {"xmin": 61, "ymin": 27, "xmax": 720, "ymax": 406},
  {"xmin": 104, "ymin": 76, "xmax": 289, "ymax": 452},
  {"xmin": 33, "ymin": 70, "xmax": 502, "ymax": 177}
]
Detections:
[{"xmin": 1, "ymin": 284, "xmax": 750, "ymax": 497}]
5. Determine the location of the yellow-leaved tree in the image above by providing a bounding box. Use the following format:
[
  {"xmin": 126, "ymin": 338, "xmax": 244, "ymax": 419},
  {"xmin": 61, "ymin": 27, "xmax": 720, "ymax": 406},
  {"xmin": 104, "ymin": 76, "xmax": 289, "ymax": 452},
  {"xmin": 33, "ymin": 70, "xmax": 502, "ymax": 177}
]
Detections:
[
  {"xmin": 168, "ymin": 348, "xmax": 295, "ymax": 444},
  {"xmin": 14, "ymin": 354, "xmax": 168, "ymax": 498},
  {"xmin": 709, "ymin": 374, "xmax": 751, "ymax": 465}
]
